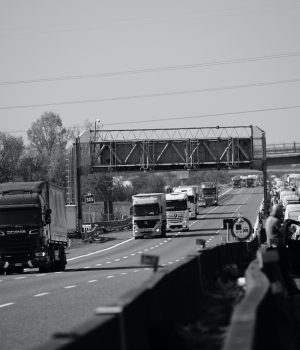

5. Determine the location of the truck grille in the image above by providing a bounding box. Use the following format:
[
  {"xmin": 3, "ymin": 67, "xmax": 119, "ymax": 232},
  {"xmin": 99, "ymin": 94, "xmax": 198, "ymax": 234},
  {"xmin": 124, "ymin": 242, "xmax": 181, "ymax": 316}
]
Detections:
[
  {"xmin": 167, "ymin": 212, "xmax": 185, "ymax": 223},
  {"xmin": 135, "ymin": 220, "xmax": 157, "ymax": 229},
  {"xmin": 0, "ymin": 235, "xmax": 38, "ymax": 262}
]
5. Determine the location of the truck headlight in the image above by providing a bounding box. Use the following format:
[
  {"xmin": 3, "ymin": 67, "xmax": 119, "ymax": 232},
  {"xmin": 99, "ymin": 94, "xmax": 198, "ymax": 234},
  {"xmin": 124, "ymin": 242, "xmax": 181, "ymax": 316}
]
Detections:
[{"xmin": 155, "ymin": 221, "xmax": 161, "ymax": 232}]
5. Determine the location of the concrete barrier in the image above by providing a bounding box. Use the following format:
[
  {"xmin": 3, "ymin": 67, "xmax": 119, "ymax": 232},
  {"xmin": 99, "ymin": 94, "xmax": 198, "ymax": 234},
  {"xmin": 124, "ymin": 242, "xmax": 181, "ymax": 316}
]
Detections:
[{"xmin": 35, "ymin": 240, "xmax": 259, "ymax": 350}]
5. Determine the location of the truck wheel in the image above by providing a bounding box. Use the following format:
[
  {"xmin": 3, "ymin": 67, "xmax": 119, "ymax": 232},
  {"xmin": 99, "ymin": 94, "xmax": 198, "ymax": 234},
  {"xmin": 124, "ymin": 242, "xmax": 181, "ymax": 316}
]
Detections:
[{"xmin": 55, "ymin": 246, "xmax": 66, "ymax": 271}]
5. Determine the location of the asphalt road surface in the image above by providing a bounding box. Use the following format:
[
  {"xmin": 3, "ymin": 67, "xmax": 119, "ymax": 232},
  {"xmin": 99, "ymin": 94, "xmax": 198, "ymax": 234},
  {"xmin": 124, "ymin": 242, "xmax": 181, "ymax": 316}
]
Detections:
[{"xmin": 0, "ymin": 186, "xmax": 263, "ymax": 350}]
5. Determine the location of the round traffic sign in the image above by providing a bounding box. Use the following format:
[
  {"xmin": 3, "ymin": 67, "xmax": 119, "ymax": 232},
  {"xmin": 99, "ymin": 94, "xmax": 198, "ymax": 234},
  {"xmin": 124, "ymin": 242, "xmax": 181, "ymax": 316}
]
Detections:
[{"xmin": 231, "ymin": 216, "xmax": 252, "ymax": 241}]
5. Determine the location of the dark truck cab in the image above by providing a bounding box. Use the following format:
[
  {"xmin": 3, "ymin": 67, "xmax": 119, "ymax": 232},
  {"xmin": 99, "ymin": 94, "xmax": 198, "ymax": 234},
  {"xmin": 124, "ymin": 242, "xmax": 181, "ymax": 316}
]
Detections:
[{"xmin": 0, "ymin": 181, "xmax": 68, "ymax": 274}]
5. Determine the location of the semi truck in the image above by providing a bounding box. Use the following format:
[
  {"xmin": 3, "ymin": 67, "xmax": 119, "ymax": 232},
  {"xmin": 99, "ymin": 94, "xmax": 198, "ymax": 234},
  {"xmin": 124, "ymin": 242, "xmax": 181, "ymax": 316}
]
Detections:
[
  {"xmin": 198, "ymin": 182, "xmax": 218, "ymax": 207},
  {"xmin": 166, "ymin": 192, "xmax": 189, "ymax": 231},
  {"xmin": 132, "ymin": 193, "xmax": 166, "ymax": 239},
  {"xmin": 246, "ymin": 177, "xmax": 255, "ymax": 188},
  {"xmin": 0, "ymin": 181, "xmax": 68, "ymax": 274},
  {"xmin": 173, "ymin": 186, "xmax": 198, "ymax": 219},
  {"xmin": 232, "ymin": 176, "xmax": 242, "ymax": 188}
]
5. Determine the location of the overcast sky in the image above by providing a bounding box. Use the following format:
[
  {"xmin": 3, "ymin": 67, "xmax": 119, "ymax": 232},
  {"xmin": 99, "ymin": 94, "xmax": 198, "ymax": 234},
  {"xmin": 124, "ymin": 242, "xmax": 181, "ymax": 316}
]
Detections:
[{"xmin": 0, "ymin": 0, "xmax": 299, "ymax": 145}]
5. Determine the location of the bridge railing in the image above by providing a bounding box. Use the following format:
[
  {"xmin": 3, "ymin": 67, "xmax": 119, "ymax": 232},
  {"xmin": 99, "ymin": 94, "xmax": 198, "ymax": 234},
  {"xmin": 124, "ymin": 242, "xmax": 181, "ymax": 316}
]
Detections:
[{"xmin": 266, "ymin": 142, "xmax": 300, "ymax": 154}]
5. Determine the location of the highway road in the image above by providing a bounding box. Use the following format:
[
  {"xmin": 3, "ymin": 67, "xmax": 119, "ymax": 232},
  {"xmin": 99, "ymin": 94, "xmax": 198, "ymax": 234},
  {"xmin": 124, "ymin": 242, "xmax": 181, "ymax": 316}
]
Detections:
[{"xmin": 0, "ymin": 186, "xmax": 263, "ymax": 350}]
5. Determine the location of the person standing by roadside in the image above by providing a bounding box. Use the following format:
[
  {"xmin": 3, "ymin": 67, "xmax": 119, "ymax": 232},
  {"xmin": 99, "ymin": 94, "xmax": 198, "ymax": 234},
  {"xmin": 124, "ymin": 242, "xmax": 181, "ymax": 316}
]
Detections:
[
  {"xmin": 265, "ymin": 204, "xmax": 299, "ymax": 294},
  {"xmin": 265, "ymin": 204, "xmax": 285, "ymax": 247}
]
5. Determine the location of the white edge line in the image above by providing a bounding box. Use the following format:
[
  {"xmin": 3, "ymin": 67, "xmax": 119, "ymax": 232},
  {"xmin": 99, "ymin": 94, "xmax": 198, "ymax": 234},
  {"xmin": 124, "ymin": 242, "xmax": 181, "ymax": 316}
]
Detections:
[
  {"xmin": 68, "ymin": 237, "xmax": 134, "ymax": 261},
  {"xmin": 0, "ymin": 302, "xmax": 15, "ymax": 308},
  {"xmin": 34, "ymin": 293, "xmax": 49, "ymax": 297}
]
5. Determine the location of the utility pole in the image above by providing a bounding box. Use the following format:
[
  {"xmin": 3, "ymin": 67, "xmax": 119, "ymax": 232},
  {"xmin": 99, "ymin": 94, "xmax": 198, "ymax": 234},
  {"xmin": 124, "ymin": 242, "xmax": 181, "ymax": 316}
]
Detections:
[
  {"xmin": 75, "ymin": 136, "xmax": 83, "ymax": 237},
  {"xmin": 262, "ymin": 131, "xmax": 269, "ymax": 219}
]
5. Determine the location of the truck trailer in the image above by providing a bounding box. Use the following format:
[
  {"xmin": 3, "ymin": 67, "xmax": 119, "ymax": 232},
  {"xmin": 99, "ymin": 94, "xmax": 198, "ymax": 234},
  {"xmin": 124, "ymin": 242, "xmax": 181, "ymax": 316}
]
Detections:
[
  {"xmin": 166, "ymin": 192, "xmax": 189, "ymax": 231},
  {"xmin": 132, "ymin": 193, "xmax": 166, "ymax": 239},
  {"xmin": 0, "ymin": 181, "xmax": 68, "ymax": 274}
]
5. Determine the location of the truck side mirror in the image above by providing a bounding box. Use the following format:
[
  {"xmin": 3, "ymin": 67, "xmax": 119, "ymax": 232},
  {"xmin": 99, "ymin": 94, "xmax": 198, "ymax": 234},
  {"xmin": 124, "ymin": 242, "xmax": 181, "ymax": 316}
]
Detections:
[{"xmin": 45, "ymin": 209, "xmax": 52, "ymax": 224}]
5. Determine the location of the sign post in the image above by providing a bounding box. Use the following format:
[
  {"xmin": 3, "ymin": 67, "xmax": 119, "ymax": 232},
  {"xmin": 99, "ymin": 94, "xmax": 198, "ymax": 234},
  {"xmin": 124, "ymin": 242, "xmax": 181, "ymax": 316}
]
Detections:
[{"xmin": 85, "ymin": 193, "xmax": 95, "ymax": 223}]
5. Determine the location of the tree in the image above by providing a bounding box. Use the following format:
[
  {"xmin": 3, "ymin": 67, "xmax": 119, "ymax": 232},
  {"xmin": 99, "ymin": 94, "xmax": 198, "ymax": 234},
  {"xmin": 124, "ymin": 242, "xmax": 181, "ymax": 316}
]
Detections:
[
  {"xmin": 26, "ymin": 112, "xmax": 74, "ymax": 185},
  {"xmin": 27, "ymin": 112, "xmax": 72, "ymax": 157},
  {"xmin": 0, "ymin": 132, "xmax": 24, "ymax": 182},
  {"xmin": 18, "ymin": 146, "xmax": 48, "ymax": 182}
]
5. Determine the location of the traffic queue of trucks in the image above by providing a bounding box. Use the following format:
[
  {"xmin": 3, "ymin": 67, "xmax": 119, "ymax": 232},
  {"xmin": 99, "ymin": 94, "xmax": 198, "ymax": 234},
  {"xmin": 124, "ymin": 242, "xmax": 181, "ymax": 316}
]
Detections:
[
  {"xmin": 0, "ymin": 181, "xmax": 68, "ymax": 274},
  {"xmin": 132, "ymin": 183, "xmax": 220, "ymax": 238}
]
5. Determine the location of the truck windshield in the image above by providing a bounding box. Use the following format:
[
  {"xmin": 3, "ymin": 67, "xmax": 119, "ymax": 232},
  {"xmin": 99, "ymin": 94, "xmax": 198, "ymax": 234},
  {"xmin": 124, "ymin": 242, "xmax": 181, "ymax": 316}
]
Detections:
[
  {"xmin": 166, "ymin": 200, "xmax": 188, "ymax": 211},
  {"xmin": 0, "ymin": 207, "xmax": 41, "ymax": 226},
  {"xmin": 133, "ymin": 204, "xmax": 160, "ymax": 216},
  {"xmin": 203, "ymin": 188, "xmax": 216, "ymax": 195}
]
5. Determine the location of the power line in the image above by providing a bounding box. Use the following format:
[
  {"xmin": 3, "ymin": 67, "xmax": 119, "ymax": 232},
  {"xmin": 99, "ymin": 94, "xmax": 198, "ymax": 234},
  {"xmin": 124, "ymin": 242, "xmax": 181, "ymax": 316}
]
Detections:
[
  {"xmin": 104, "ymin": 105, "xmax": 300, "ymax": 126},
  {"xmin": 3, "ymin": 105, "xmax": 300, "ymax": 135},
  {"xmin": 0, "ymin": 51, "xmax": 300, "ymax": 86},
  {"xmin": 0, "ymin": 77, "xmax": 299, "ymax": 110}
]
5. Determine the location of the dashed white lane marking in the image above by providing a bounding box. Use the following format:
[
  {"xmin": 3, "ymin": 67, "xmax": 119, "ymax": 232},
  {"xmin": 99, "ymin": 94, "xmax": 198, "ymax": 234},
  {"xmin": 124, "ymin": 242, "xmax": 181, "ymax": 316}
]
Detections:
[
  {"xmin": 114, "ymin": 259, "xmax": 120, "ymax": 262},
  {"xmin": 88, "ymin": 280, "xmax": 97, "ymax": 283},
  {"xmin": 133, "ymin": 270, "xmax": 139, "ymax": 273},
  {"xmin": 123, "ymin": 256, "xmax": 128, "ymax": 259},
  {"xmin": 0, "ymin": 303, "xmax": 15, "ymax": 308},
  {"xmin": 35, "ymin": 274, "xmax": 46, "ymax": 277},
  {"xmin": 0, "ymin": 280, "xmax": 3, "ymax": 282},
  {"xmin": 64, "ymin": 285, "xmax": 76, "ymax": 289},
  {"xmin": 138, "ymin": 251, "xmax": 143, "ymax": 254},
  {"xmin": 34, "ymin": 293, "xmax": 49, "ymax": 297},
  {"xmin": 121, "ymin": 272, "xmax": 127, "ymax": 275},
  {"xmin": 84, "ymin": 266, "xmax": 91, "ymax": 269},
  {"xmin": 55, "ymin": 272, "xmax": 63, "ymax": 274},
  {"xmin": 14, "ymin": 276, "xmax": 26, "ymax": 280},
  {"xmin": 106, "ymin": 275, "xmax": 114, "ymax": 279},
  {"xmin": 131, "ymin": 253, "xmax": 136, "ymax": 256},
  {"xmin": 106, "ymin": 261, "xmax": 111, "ymax": 264},
  {"xmin": 96, "ymin": 263, "xmax": 102, "ymax": 266},
  {"xmin": 68, "ymin": 237, "xmax": 134, "ymax": 261}
]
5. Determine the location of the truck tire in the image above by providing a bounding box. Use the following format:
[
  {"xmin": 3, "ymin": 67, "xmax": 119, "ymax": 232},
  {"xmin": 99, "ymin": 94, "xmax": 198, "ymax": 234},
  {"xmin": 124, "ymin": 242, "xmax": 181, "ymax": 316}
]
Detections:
[
  {"xmin": 161, "ymin": 225, "xmax": 167, "ymax": 237},
  {"xmin": 54, "ymin": 246, "xmax": 66, "ymax": 271}
]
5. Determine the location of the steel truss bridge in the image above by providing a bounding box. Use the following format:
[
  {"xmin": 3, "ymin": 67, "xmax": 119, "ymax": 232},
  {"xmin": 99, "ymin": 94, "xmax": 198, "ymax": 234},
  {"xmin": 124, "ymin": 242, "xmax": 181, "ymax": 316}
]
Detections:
[{"xmin": 86, "ymin": 125, "xmax": 266, "ymax": 173}]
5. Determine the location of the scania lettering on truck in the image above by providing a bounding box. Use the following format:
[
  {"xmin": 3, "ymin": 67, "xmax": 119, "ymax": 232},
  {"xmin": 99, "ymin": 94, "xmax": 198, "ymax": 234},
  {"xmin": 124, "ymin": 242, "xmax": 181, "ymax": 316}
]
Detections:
[
  {"xmin": 166, "ymin": 192, "xmax": 189, "ymax": 231},
  {"xmin": 0, "ymin": 181, "xmax": 68, "ymax": 274},
  {"xmin": 199, "ymin": 182, "xmax": 218, "ymax": 207},
  {"xmin": 173, "ymin": 186, "xmax": 198, "ymax": 219},
  {"xmin": 132, "ymin": 193, "xmax": 166, "ymax": 239}
]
